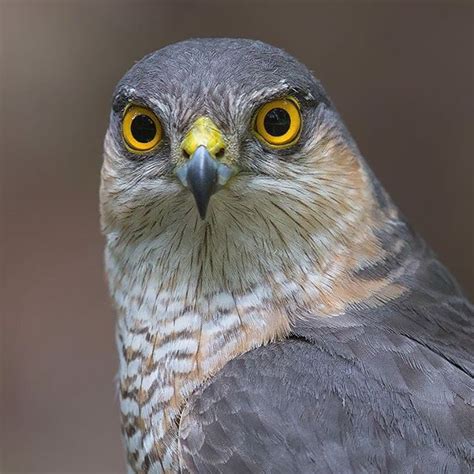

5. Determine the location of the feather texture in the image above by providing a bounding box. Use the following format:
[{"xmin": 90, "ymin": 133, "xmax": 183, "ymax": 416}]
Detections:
[
  {"xmin": 179, "ymin": 230, "xmax": 474, "ymax": 472},
  {"xmin": 100, "ymin": 38, "xmax": 474, "ymax": 473}
]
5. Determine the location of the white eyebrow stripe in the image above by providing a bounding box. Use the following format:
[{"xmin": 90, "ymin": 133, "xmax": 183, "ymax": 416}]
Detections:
[
  {"xmin": 113, "ymin": 87, "xmax": 171, "ymax": 119},
  {"xmin": 244, "ymin": 83, "xmax": 292, "ymax": 104},
  {"xmin": 148, "ymin": 97, "xmax": 172, "ymax": 116}
]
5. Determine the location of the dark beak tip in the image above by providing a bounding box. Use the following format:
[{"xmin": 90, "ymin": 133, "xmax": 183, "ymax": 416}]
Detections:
[
  {"xmin": 197, "ymin": 202, "xmax": 209, "ymax": 220},
  {"xmin": 193, "ymin": 189, "xmax": 212, "ymax": 220}
]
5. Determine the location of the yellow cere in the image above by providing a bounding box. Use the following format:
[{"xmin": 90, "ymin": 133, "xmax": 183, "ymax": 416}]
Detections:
[
  {"xmin": 122, "ymin": 105, "xmax": 162, "ymax": 152},
  {"xmin": 181, "ymin": 117, "xmax": 225, "ymax": 158},
  {"xmin": 254, "ymin": 98, "xmax": 302, "ymax": 147}
]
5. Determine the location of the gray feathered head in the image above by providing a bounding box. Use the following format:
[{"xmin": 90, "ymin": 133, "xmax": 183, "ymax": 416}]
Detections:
[{"xmin": 101, "ymin": 38, "xmax": 380, "ymax": 278}]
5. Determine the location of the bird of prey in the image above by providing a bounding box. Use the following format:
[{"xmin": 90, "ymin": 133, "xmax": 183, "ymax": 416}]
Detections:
[{"xmin": 100, "ymin": 38, "xmax": 473, "ymax": 473}]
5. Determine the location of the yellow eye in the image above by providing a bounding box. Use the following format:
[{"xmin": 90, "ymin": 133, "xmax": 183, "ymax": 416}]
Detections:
[
  {"xmin": 122, "ymin": 105, "xmax": 162, "ymax": 152},
  {"xmin": 254, "ymin": 98, "xmax": 301, "ymax": 147}
]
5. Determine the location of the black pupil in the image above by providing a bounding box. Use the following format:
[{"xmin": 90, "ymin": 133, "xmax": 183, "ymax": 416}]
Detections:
[
  {"xmin": 263, "ymin": 108, "xmax": 291, "ymax": 136},
  {"xmin": 131, "ymin": 114, "xmax": 157, "ymax": 143}
]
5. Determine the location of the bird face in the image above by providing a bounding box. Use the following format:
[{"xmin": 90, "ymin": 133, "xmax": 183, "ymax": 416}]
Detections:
[{"xmin": 101, "ymin": 39, "xmax": 375, "ymax": 273}]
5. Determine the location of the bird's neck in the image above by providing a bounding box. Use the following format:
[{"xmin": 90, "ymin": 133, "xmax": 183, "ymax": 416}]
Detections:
[
  {"xmin": 108, "ymin": 233, "xmax": 294, "ymax": 471},
  {"xmin": 106, "ymin": 200, "xmax": 402, "ymax": 471}
]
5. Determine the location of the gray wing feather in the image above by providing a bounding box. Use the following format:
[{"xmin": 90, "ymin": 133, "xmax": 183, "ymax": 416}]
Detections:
[
  {"xmin": 179, "ymin": 334, "xmax": 473, "ymax": 473},
  {"xmin": 179, "ymin": 226, "xmax": 473, "ymax": 473}
]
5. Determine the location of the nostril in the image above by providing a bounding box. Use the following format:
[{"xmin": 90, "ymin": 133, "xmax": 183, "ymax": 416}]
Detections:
[{"xmin": 215, "ymin": 148, "xmax": 225, "ymax": 159}]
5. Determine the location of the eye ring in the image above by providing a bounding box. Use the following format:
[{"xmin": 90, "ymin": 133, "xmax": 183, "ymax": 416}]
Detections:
[
  {"xmin": 254, "ymin": 98, "xmax": 301, "ymax": 147},
  {"xmin": 122, "ymin": 105, "xmax": 162, "ymax": 152}
]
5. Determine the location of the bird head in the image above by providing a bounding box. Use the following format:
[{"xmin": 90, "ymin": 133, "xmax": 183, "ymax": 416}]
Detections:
[{"xmin": 101, "ymin": 39, "xmax": 381, "ymax": 279}]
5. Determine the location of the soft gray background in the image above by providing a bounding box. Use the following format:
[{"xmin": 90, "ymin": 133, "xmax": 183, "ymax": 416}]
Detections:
[{"xmin": 1, "ymin": 1, "xmax": 473, "ymax": 472}]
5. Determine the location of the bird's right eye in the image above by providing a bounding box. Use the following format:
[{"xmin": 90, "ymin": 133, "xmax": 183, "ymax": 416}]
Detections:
[{"xmin": 122, "ymin": 105, "xmax": 162, "ymax": 152}]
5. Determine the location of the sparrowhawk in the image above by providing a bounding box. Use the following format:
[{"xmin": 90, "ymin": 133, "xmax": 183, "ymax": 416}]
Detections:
[{"xmin": 100, "ymin": 38, "xmax": 473, "ymax": 473}]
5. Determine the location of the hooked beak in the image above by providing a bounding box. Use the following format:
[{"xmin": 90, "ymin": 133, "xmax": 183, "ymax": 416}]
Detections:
[{"xmin": 175, "ymin": 117, "xmax": 237, "ymax": 219}]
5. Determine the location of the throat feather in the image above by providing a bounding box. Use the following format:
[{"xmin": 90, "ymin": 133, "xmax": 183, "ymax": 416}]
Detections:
[{"xmin": 114, "ymin": 256, "xmax": 290, "ymax": 472}]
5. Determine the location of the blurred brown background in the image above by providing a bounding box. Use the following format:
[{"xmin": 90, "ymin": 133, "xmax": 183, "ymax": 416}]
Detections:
[{"xmin": 1, "ymin": 1, "xmax": 472, "ymax": 473}]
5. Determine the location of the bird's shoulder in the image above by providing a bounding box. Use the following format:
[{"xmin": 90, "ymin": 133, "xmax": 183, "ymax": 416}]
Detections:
[
  {"xmin": 344, "ymin": 216, "xmax": 474, "ymax": 376},
  {"xmin": 178, "ymin": 330, "xmax": 473, "ymax": 473},
  {"xmin": 178, "ymin": 221, "xmax": 474, "ymax": 473}
]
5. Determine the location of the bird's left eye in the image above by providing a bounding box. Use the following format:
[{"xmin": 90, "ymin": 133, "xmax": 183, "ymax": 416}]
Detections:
[
  {"xmin": 254, "ymin": 98, "xmax": 301, "ymax": 147},
  {"xmin": 122, "ymin": 105, "xmax": 162, "ymax": 152}
]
